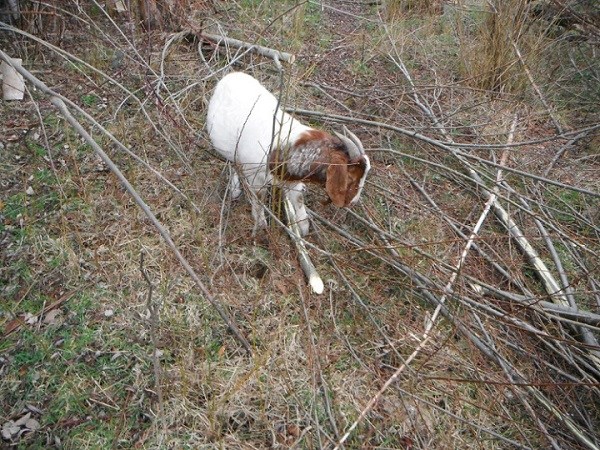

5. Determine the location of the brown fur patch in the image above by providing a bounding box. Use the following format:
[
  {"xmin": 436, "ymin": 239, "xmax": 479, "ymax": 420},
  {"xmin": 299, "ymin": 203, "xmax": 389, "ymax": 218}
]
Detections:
[
  {"xmin": 344, "ymin": 157, "xmax": 367, "ymax": 205},
  {"xmin": 293, "ymin": 129, "xmax": 330, "ymax": 149},
  {"xmin": 325, "ymin": 152, "xmax": 350, "ymax": 207}
]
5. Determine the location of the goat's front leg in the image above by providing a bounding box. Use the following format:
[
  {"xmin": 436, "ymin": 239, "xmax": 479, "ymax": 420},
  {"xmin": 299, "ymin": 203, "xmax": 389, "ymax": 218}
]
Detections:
[
  {"xmin": 249, "ymin": 186, "xmax": 269, "ymax": 236},
  {"xmin": 246, "ymin": 170, "xmax": 270, "ymax": 237},
  {"xmin": 285, "ymin": 182, "xmax": 309, "ymax": 236},
  {"xmin": 229, "ymin": 171, "xmax": 243, "ymax": 200}
]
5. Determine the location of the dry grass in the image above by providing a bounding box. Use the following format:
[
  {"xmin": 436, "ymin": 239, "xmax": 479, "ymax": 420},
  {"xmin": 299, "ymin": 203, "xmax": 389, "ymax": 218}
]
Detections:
[
  {"xmin": 1, "ymin": 0, "xmax": 599, "ymax": 449},
  {"xmin": 383, "ymin": 0, "xmax": 443, "ymax": 20}
]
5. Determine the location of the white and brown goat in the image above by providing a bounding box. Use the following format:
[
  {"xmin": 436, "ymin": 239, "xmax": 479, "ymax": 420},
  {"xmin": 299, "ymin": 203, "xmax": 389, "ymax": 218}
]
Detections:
[{"xmin": 206, "ymin": 72, "xmax": 370, "ymax": 236}]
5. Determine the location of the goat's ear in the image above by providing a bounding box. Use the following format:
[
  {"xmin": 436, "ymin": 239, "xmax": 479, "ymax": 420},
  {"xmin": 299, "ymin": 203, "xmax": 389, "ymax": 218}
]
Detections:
[{"xmin": 326, "ymin": 163, "xmax": 348, "ymax": 207}]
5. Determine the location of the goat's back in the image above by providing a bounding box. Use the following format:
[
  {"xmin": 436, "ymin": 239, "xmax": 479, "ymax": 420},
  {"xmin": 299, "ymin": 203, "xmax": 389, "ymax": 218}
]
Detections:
[{"xmin": 206, "ymin": 72, "xmax": 308, "ymax": 167}]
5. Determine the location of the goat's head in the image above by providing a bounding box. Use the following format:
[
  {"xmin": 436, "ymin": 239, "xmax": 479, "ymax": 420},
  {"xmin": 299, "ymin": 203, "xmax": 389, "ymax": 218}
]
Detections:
[{"xmin": 328, "ymin": 127, "xmax": 370, "ymax": 207}]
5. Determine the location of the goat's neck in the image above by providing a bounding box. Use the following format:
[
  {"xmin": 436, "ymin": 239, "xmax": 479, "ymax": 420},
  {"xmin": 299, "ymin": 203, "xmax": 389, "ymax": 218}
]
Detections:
[{"xmin": 270, "ymin": 130, "xmax": 348, "ymax": 182}]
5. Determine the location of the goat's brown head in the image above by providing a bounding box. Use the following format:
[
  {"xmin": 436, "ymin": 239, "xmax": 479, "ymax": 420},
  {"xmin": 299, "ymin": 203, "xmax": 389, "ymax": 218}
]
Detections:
[
  {"xmin": 325, "ymin": 153, "xmax": 369, "ymax": 207},
  {"xmin": 327, "ymin": 127, "xmax": 370, "ymax": 207}
]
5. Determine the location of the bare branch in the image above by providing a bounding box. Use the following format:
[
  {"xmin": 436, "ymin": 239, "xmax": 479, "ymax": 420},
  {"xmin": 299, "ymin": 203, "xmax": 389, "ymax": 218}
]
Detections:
[
  {"xmin": 285, "ymin": 198, "xmax": 324, "ymax": 294},
  {"xmin": 202, "ymin": 31, "xmax": 295, "ymax": 70}
]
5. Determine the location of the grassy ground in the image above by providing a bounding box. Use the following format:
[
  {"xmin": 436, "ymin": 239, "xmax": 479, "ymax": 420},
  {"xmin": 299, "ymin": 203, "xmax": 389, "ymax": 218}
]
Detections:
[{"xmin": 1, "ymin": 0, "xmax": 599, "ymax": 448}]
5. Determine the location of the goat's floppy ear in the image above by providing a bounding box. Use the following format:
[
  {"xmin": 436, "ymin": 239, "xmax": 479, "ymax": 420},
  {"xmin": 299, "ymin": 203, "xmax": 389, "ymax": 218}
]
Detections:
[{"xmin": 326, "ymin": 162, "xmax": 348, "ymax": 207}]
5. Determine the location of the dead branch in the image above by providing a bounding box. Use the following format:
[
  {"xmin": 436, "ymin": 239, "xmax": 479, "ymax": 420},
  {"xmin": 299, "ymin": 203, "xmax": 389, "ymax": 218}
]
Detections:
[
  {"xmin": 422, "ymin": 115, "xmax": 518, "ymax": 334},
  {"xmin": 334, "ymin": 118, "xmax": 560, "ymax": 447},
  {"xmin": 387, "ymin": 44, "xmax": 600, "ymax": 372},
  {"xmin": 334, "ymin": 331, "xmax": 432, "ymax": 450},
  {"xmin": 314, "ymin": 209, "xmax": 600, "ymax": 450},
  {"xmin": 544, "ymin": 130, "xmax": 591, "ymax": 176},
  {"xmin": 512, "ymin": 41, "xmax": 563, "ymax": 134},
  {"xmin": 298, "ymin": 285, "xmax": 341, "ymax": 442},
  {"xmin": 53, "ymin": 95, "xmax": 253, "ymax": 354},
  {"xmin": 0, "ymin": 23, "xmax": 194, "ymax": 168},
  {"xmin": 202, "ymin": 31, "xmax": 295, "ymax": 70}
]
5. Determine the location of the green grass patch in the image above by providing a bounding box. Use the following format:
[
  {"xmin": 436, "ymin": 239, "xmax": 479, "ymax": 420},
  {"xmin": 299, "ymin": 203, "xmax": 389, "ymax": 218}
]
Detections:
[
  {"xmin": 81, "ymin": 93, "xmax": 100, "ymax": 107},
  {"xmin": 2, "ymin": 289, "xmax": 155, "ymax": 448}
]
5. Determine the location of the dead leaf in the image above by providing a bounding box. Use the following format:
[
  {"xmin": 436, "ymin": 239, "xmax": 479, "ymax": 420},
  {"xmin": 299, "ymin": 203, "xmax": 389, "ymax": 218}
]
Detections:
[
  {"xmin": 24, "ymin": 313, "xmax": 37, "ymax": 325},
  {"xmin": 43, "ymin": 309, "xmax": 63, "ymax": 325},
  {"xmin": 3, "ymin": 287, "xmax": 88, "ymax": 338},
  {"xmin": 1, "ymin": 421, "xmax": 19, "ymax": 440},
  {"xmin": 286, "ymin": 424, "xmax": 300, "ymax": 438},
  {"xmin": 400, "ymin": 435, "xmax": 414, "ymax": 449},
  {"xmin": 25, "ymin": 405, "xmax": 43, "ymax": 415},
  {"xmin": 14, "ymin": 413, "xmax": 30, "ymax": 427},
  {"xmin": 274, "ymin": 278, "xmax": 289, "ymax": 295},
  {"xmin": 25, "ymin": 418, "xmax": 40, "ymax": 431},
  {"xmin": 2, "ymin": 317, "xmax": 23, "ymax": 335}
]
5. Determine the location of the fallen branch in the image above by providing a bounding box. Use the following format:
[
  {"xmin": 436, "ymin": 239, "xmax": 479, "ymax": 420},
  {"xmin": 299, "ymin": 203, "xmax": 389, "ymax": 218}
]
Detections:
[
  {"xmin": 299, "ymin": 285, "xmax": 340, "ymax": 440},
  {"xmin": 544, "ymin": 130, "xmax": 590, "ymax": 176},
  {"xmin": 387, "ymin": 47, "xmax": 600, "ymax": 373},
  {"xmin": 334, "ymin": 119, "xmax": 516, "ymax": 447},
  {"xmin": 316, "ymin": 211, "xmax": 600, "ymax": 450},
  {"xmin": 202, "ymin": 31, "xmax": 295, "ymax": 70},
  {"xmin": 425, "ymin": 114, "xmax": 517, "ymax": 332},
  {"xmin": 511, "ymin": 40, "xmax": 563, "ymax": 134},
  {"xmin": 54, "ymin": 96, "xmax": 252, "ymax": 354},
  {"xmin": 333, "ymin": 332, "xmax": 432, "ymax": 450},
  {"xmin": 0, "ymin": 23, "xmax": 194, "ymax": 168}
]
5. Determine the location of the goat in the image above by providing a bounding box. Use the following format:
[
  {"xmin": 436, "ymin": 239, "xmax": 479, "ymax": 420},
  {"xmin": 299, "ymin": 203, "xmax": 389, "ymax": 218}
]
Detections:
[{"xmin": 206, "ymin": 72, "xmax": 370, "ymax": 236}]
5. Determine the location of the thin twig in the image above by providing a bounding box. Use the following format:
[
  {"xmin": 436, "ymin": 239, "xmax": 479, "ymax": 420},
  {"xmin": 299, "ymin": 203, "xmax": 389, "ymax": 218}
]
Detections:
[
  {"xmin": 383, "ymin": 45, "xmax": 600, "ymax": 375},
  {"xmin": 139, "ymin": 252, "xmax": 166, "ymax": 441},
  {"xmin": 333, "ymin": 333, "xmax": 432, "ymax": 449},
  {"xmin": 298, "ymin": 284, "xmax": 342, "ymax": 444},
  {"xmin": 511, "ymin": 41, "xmax": 563, "ymax": 134},
  {"xmin": 52, "ymin": 95, "xmax": 252, "ymax": 354}
]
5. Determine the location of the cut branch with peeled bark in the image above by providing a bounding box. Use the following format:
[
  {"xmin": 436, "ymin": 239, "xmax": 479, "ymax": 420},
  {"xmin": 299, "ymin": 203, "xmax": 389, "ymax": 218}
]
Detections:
[{"xmin": 284, "ymin": 197, "xmax": 324, "ymax": 295}]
